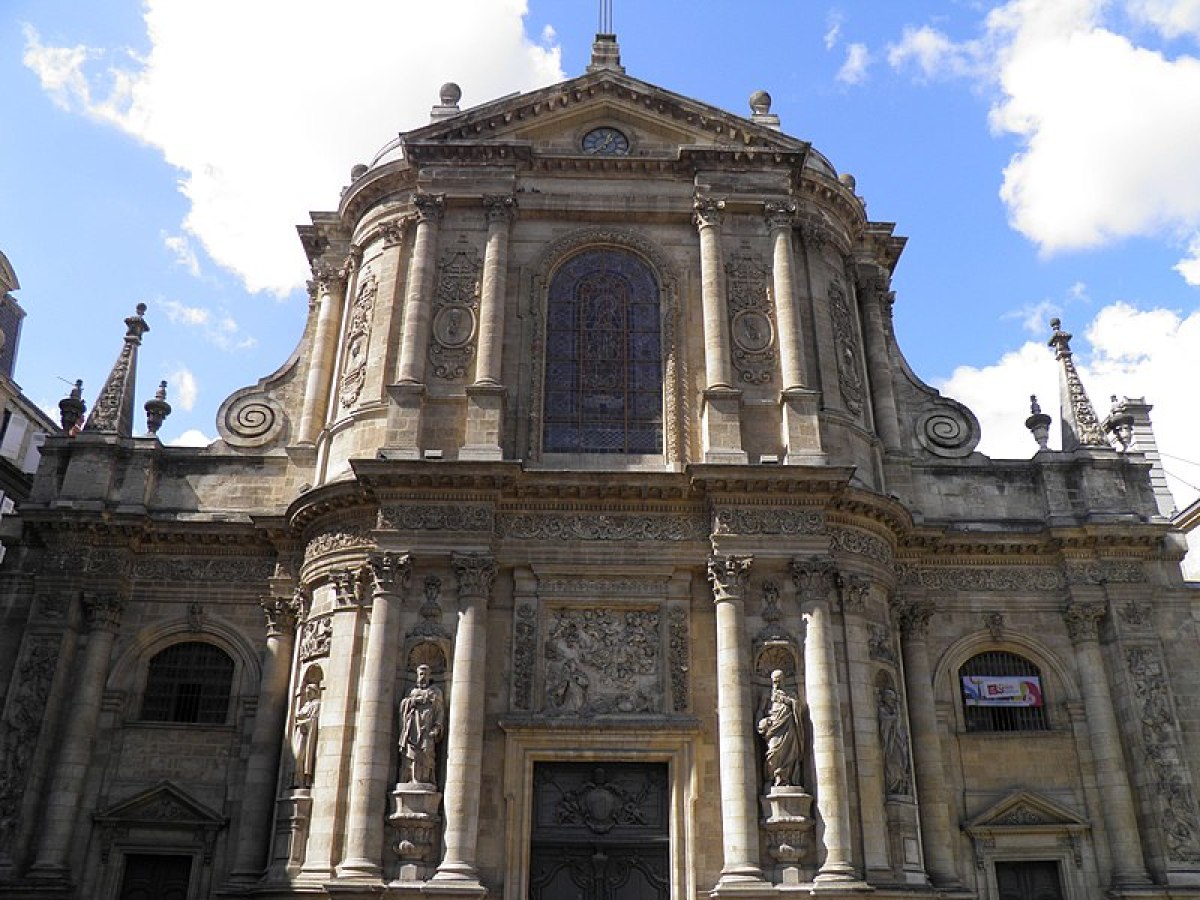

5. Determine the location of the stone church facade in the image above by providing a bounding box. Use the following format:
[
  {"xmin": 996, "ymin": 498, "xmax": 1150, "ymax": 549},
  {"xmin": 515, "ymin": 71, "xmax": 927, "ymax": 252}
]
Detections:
[{"xmin": 1, "ymin": 33, "xmax": 1198, "ymax": 900}]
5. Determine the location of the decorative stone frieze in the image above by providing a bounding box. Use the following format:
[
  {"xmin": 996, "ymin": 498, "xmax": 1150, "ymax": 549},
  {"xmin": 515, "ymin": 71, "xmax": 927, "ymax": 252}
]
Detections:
[
  {"xmin": 378, "ymin": 504, "xmax": 492, "ymax": 532},
  {"xmin": 1064, "ymin": 560, "xmax": 1147, "ymax": 585},
  {"xmin": 711, "ymin": 506, "xmax": 825, "ymax": 536},
  {"xmin": 725, "ymin": 249, "xmax": 775, "ymax": 384},
  {"xmin": 304, "ymin": 527, "xmax": 373, "ymax": 561},
  {"xmin": 1125, "ymin": 646, "xmax": 1200, "ymax": 861},
  {"xmin": 831, "ymin": 527, "xmax": 891, "ymax": 563},
  {"xmin": 537, "ymin": 575, "xmax": 666, "ymax": 597},
  {"xmin": 828, "ymin": 279, "xmax": 864, "ymax": 415},
  {"xmin": 299, "ymin": 615, "xmax": 332, "ymax": 661},
  {"xmin": 896, "ymin": 565, "xmax": 1064, "ymax": 592},
  {"xmin": 339, "ymin": 267, "xmax": 378, "ymax": 408},
  {"xmin": 429, "ymin": 243, "xmax": 482, "ymax": 381},
  {"xmin": 133, "ymin": 556, "xmax": 274, "ymax": 582},
  {"xmin": 500, "ymin": 512, "xmax": 707, "ymax": 542}
]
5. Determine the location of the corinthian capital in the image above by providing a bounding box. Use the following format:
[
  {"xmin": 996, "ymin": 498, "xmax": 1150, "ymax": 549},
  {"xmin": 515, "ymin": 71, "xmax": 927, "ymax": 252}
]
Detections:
[
  {"xmin": 452, "ymin": 554, "xmax": 497, "ymax": 599},
  {"xmin": 311, "ymin": 262, "xmax": 343, "ymax": 293},
  {"xmin": 889, "ymin": 596, "xmax": 935, "ymax": 640},
  {"xmin": 368, "ymin": 551, "xmax": 412, "ymax": 596},
  {"xmin": 413, "ymin": 192, "xmax": 445, "ymax": 223},
  {"xmin": 763, "ymin": 200, "xmax": 796, "ymax": 232},
  {"xmin": 790, "ymin": 556, "xmax": 838, "ymax": 605},
  {"xmin": 260, "ymin": 595, "xmax": 300, "ymax": 638},
  {"xmin": 83, "ymin": 592, "xmax": 125, "ymax": 634},
  {"xmin": 693, "ymin": 195, "xmax": 726, "ymax": 230},
  {"xmin": 483, "ymin": 194, "xmax": 518, "ymax": 223},
  {"xmin": 1063, "ymin": 601, "xmax": 1106, "ymax": 643},
  {"xmin": 707, "ymin": 554, "xmax": 752, "ymax": 603}
]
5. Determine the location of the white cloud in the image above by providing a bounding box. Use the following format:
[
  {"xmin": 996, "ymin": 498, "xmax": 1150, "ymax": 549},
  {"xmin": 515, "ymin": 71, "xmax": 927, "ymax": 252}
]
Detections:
[
  {"xmin": 938, "ymin": 301, "xmax": 1200, "ymax": 513},
  {"xmin": 1126, "ymin": 0, "xmax": 1200, "ymax": 39},
  {"xmin": 157, "ymin": 299, "xmax": 256, "ymax": 350},
  {"xmin": 1002, "ymin": 298, "xmax": 1062, "ymax": 336},
  {"xmin": 22, "ymin": 2, "xmax": 564, "ymax": 297},
  {"xmin": 825, "ymin": 10, "xmax": 844, "ymax": 49},
  {"xmin": 169, "ymin": 428, "xmax": 213, "ymax": 447},
  {"xmin": 165, "ymin": 366, "xmax": 198, "ymax": 412},
  {"xmin": 163, "ymin": 232, "xmax": 200, "ymax": 277},
  {"xmin": 837, "ymin": 43, "xmax": 872, "ymax": 85},
  {"xmin": 1174, "ymin": 233, "xmax": 1200, "ymax": 285},
  {"xmin": 889, "ymin": 1, "xmax": 1200, "ymax": 283},
  {"xmin": 887, "ymin": 25, "xmax": 982, "ymax": 80}
]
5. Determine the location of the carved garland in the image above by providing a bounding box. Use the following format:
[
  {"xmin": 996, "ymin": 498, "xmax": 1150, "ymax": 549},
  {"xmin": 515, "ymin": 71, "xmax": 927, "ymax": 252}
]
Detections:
[
  {"xmin": 378, "ymin": 504, "xmax": 492, "ymax": 532},
  {"xmin": 528, "ymin": 228, "xmax": 685, "ymax": 464},
  {"xmin": 499, "ymin": 512, "xmax": 708, "ymax": 542},
  {"xmin": 712, "ymin": 507, "xmax": 826, "ymax": 536},
  {"xmin": 897, "ymin": 565, "xmax": 1065, "ymax": 592}
]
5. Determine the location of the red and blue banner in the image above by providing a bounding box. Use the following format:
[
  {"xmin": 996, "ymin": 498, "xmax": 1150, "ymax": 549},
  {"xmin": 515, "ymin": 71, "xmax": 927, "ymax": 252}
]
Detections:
[{"xmin": 962, "ymin": 675, "xmax": 1043, "ymax": 707}]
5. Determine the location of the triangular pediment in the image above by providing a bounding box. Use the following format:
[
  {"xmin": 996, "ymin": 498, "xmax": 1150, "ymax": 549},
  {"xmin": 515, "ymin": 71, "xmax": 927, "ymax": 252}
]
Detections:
[
  {"xmin": 964, "ymin": 790, "xmax": 1088, "ymax": 834},
  {"xmin": 402, "ymin": 69, "xmax": 810, "ymax": 159},
  {"xmin": 93, "ymin": 780, "xmax": 225, "ymax": 828}
]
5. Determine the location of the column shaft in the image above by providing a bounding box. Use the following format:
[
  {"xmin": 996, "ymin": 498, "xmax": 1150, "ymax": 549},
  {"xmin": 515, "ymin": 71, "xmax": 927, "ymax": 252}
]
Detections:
[
  {"xmin": 1064, "ymin": 602, "xmax": 1149, "ymax": 885},
  {"xmin": 767, "ymin": 205, "xmax": 805, "ymax": 390},
  {"xmin": 396, "ymin": 196, "xmax": 444, "ymax": 385},
  {"xmin": 708, "ymin": 556, "xmax": 765, "ymax": 884},
  {"xmin": 338, "ymin": 555, "xmax": 410, "ymax": 879},
  {"xmin": 298, "ymin": 268, "xmax": 347, "ymax": 444},
  {"xmin": 895, "ymin": 600, "xmax": 958, "ymax": 886},
  {"xmin": 229, "ymin": 596, "xmax": 300, "ymax": 880},
  {"xmin": 474, "ymin": 197, "xmax": 514, "ymax": 386},
  {"xmin": 855, "ymin": 265, "xmax": 901, "ymax": 451},
  {"xmin": 31, "ymin": 594, "xmax": 123, "ymax": 876},
  {"xmin": 695, "ymin": 199, "xmax": 733, "ymax": 389},
  {"xmin": 433, "ymin": 556, "xmax": 495, "ymax": 885}
]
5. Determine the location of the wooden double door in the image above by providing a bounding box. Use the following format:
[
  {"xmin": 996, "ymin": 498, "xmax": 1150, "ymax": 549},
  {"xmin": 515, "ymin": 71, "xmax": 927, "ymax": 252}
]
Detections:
[
  {"xmin": 995, "ymin": 861, "xmax": 1064, "ymax": 900},
  {"xmin": 529, "ymin": 762, "xmax": 670, "ymax": 900}
]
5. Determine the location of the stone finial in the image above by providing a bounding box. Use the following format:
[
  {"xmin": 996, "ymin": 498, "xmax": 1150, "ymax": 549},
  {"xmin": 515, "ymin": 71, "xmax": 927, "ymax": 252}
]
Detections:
[
  {"xmin": 750, "ymin": 90, "xmax": 781, "ymax": 130},
  {"xmin": 430, "ymin": 82, "xmax": 462, "ymax": 122},
  {"xmin": 587, "ymin": 32, "xmax": 624, "ymax": 73},
  {"xmin": 83, "ymin": 304, "xmax": 150, "ymax": 437},
  {"xmin": 144, "ymin": 380, "xmax": 172, "ymax": 436},
  {"xmin": 839, "ymin": 173, "xmax": 857, "ymax": 192},
  {"xmin": 350, "ymin": 163, "xmax": 369, "ymax": 181},
  {"xmin": 1048, "ymin": 318, "xmax": 1107, "ymax": 451},
  {"xmin": 58, "ymin": 378, "xmax": 86, "ymax": 434},
  {"xmin": 1025, "ymin": 394, "xmax": 1051, "ymax": 451}
]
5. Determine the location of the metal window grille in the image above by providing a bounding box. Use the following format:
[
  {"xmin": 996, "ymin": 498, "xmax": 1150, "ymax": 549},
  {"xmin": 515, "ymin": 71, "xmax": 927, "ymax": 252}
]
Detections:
[
  {"xmin": 141, "ymin": 641, "xmax": 234, "ymax": 724},
  {"xmin": 960, "ymin": 651, "xmax": 1048, "ymax": 733}
]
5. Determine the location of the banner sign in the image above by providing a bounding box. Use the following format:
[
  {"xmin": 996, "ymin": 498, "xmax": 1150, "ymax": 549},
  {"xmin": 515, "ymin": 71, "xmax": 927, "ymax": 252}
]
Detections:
[{"xmin": 962, "ymin": 675, "xmax": 1043, "ymax": 707}]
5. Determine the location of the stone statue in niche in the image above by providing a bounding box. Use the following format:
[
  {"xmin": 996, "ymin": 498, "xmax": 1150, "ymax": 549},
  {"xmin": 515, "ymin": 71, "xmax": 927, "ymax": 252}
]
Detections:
[
  {"xmin": 758, "ymin": 669, "xmax": 806, "ymax": 788},
  {"xmin": 291, "ymin": 682, "xmax": 322, "ymax": 788},
  {"xmin": 398, "ymin": 664, "xmax": 444, "ymax": 785},
  {"xmin": 877, "ymin": 683, "xmax": 912, "ymax": 796}
]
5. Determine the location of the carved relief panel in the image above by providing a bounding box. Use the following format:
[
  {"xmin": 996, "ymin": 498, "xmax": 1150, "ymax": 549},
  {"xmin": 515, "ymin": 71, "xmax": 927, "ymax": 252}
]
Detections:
[
  {"xmin": 828, "ymin": 279, "xmax": 864, "ymax": 415},
  {"xmin": 339, "ymin": 266, "xmax": 378, "ymax": 408},
  {"xmin": 429, "ymin": 241, "xmax": 482, "ymax": 380},
  {"xmin": 725, "ymin": 248, "xmax": 775, "ymax": 384}
]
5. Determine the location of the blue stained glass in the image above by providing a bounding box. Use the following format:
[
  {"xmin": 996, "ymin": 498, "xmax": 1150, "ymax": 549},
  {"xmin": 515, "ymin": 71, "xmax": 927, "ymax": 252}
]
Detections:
[{"xmin": 543, "ymin": 248, "xmax": 663, "ymax": 454}]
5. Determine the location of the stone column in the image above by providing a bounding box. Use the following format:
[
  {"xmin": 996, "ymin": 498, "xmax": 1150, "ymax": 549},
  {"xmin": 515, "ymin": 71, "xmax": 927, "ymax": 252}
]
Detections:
[
  {"xmin": 892, "ymin": 597, "xmax": 958, "ymax": 887},
  {"xmin": 30, "ymin": 593, "xmax": 124, "ymax": 878},
  {"xmin": 1063, "ymin": 601, "xmax": 1151, "ymax": 885},
  {"xmin": 388, "ymin": 193, "xmax": 444, "ymax": 457},
  {"xmin": 694, "ymin": 196, "xmax": 747, "ymax": 463},
  {"xmin": 297, "ymin": 263, "xmax": 348, "ymax": 445},
  {"xmin": 337, "ymin": 553, "xmax": 412, "ymax": 880},
  {"xmin": 855, "ymin": 262, "xmax": 901, "ymax": 452},
  {"xmin": 765, "ymin": 201, "xmax": 823, "ymax": 463},
  {"xmin": 432, "ymin": 555, "xmax": 496, "ymax": 889},
  {"xmin": 300, "ymin": 569, "xmax": 367, "ymax": 880},
  {"xmin": 792, "ymin": 559, "xmax": 856, "ymax": 882},
  {"xmin": 706, "ymin": 555, "xmax": 767, "ymax": 886},
  {"xmin": 228, "ymin": 592, "xmax": 302, "ymax": 881},
  {"xmin": 462, "ymin": 195, "xmax": 516, "ymax": 461}
]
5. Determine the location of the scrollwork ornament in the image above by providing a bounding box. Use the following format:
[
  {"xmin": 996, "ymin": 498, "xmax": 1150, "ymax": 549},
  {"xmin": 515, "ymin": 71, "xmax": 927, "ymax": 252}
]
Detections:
[
  {"xmin": 412, "ymin": 192, "xmax": 445, "ymax": 223},
  {"xmin": 1062, "ymin": 601, "xmax": 1105, "ymax": 643},
  {"xmin": 764, "ymin": 200, "xmax": 796, "ymax": 232},
  {"xmin": 340, "ymin": 268, "xmax": 378, "ymax": 408},
  {"xmin": 830, "ymin": 527, "xmax": 892, "ymax": 562},
  {"xmin": 452, "ymin": 554, "xmax": 496, "ymax": 599},
  {"xmin": 668, "ymin": 606, "xmax": 690, "ymax": 713},
  {"xmin": 429, "ymin": 244, "xmax": 482, "ymax": 380},
  {"xmin": 692, "ymin": 195, "xmax": 726, "ymax": 229},
  {"xmin": 725, "ymin": 249, "xmax": 775, "ymax": 384},
  {"xmin": 0, "ymin": 638, "xmax": 58, "ymax": 853},
  {"xmin": 378, "ymin": 504, "xmax": 492, "ymax": 532},
  {"xmin": 512, "ymin": 604, "xmax": 537, "ymax": 710},
  {"xmin": 713, "ymin": 506, "xmax": 825, "ymax": 536},
  {"xmin": 218, "ymin": 391, "xmax": 286, "ymax": 449},
  {"xmin": 707, "ymin": 555, "xmax": 753, "ymax": 603},
  {"xmin": 483, "ymin": 194, "xmax": 517, "ymax": 223}
]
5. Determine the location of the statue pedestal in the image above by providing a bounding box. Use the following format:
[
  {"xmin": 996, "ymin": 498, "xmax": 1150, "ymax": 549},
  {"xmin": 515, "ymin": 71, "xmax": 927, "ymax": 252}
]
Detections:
[
  {"xmin": 266, "ymin": 788, "xmax": 312, "ymax": 882},
  {"xmin": 761, "ymin": 787, "xmax": 815, "ymax": 885},
  {"xmin": 389, "ymin": 783, "xmax": 442, "ymax": 883}
]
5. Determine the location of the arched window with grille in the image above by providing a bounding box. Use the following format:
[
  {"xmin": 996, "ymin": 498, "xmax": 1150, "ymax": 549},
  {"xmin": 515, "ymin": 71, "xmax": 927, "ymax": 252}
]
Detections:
[
  {"xmin": 959, "ymin": 650, "xmax": 1048, "ymax": 733},
  {"xmin": 141, "ymin": 641, "xmax": 235, "ymax": 725},
  {"xmin": 542, "ymin": 248, "xmax": 663, "ymax": 455}
]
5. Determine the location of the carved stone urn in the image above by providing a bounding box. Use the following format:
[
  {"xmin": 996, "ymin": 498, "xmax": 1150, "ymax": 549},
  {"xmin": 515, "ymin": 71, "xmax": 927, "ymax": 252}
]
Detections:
[
  {"xmin": 388, "ymin": 784, "xmax": 442, "ymax": 882},
  {"xmin": 761, "ymin": 786, "xmax": 815, "ymax": 884}
]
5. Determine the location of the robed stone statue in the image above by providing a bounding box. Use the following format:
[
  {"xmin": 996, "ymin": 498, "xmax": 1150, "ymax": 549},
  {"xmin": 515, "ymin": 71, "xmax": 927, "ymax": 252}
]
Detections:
[
  {"xmin": 757, "ymin": 669, "xmax": 806, "ymax": 788},
  {"xmin": 398, "ymin": 664, "xmax": 444, "ymax": 786}
]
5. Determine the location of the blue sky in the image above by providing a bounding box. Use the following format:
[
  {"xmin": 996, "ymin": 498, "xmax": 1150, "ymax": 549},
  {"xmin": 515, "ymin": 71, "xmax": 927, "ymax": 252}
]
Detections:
[{"xmin": 3, "ymin": 0, "xmax": 1199, "ymax": 516}]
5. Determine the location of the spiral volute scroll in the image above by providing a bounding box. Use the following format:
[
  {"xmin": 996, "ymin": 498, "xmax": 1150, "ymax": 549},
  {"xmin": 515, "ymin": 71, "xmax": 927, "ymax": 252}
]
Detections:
[
  {"xmin": 217, "ymin": 390, "xmax": 287, "ymax": 449},
  {"xmin": 915, "ymin": 401, "xmax": 980, "ymax": 458}
]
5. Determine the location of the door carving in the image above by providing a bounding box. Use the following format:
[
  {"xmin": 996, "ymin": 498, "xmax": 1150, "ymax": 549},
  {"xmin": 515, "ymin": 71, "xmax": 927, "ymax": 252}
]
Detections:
[{"xmin": 529, "ymin": 762, "xmax": 669, "ymax": 899}]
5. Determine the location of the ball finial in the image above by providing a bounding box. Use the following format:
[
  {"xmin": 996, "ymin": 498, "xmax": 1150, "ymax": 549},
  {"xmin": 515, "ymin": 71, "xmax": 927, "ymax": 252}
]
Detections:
[
  {"xmin": 439, "ymin": 82, "xmax": 462, "ymax": 106},
  {"xmin": 749, "ymin": 90, "xmax": 772, "ymax": 115}
]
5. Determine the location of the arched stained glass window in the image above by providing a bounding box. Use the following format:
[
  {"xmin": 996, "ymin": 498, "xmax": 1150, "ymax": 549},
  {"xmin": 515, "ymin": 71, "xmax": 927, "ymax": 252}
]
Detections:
[
  {"xmin": 543, "ymin": 249, "xmax": 663, "ymax": 454},
  {"xmin": 141, "ymin": 641, "xmax": 234, "ymax": 725}
]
